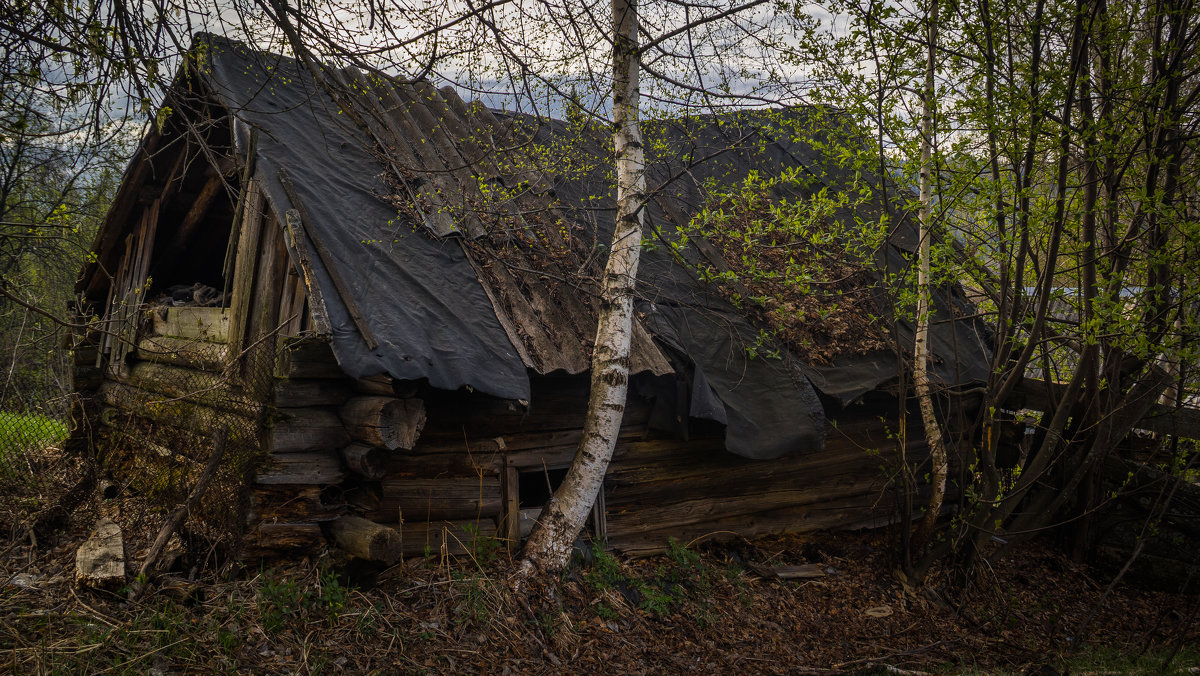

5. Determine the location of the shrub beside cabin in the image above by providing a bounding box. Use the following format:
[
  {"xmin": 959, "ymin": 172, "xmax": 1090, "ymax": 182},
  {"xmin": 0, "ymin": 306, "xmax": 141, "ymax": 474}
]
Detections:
[{"xmin": 69, "ymin": 36, "xmax": 991, "ymax": 560}]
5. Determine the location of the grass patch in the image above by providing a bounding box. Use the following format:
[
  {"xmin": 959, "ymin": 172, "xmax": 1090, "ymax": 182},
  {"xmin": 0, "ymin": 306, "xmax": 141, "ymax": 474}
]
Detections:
[{"xmin": 0, "ymin": 411, "xmax": 67, "ymax": 478}]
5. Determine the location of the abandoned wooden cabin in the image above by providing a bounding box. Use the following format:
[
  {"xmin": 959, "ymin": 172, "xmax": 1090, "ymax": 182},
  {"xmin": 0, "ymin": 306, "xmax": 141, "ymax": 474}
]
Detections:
[{"xmin": 69, "ymin": 35, "xmax": 991, "ymax": 560}]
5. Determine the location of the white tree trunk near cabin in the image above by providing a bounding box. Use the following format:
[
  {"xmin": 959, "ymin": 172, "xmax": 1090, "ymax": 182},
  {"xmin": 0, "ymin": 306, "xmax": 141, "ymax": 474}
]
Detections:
[
  {"xmin": 915, "ymin": 0, "xmax": 949, "ymax": 542},
  {"xmin": 517, "ymin": 0, "xmax": 644, "ymax": 578}
]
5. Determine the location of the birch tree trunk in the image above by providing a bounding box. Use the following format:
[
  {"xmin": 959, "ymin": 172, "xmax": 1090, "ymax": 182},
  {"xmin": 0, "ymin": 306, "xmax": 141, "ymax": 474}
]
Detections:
[
  {"xmin": 516, "ymin": 0, "xmax": 645, "ymax": 578},
  {"xmin": 914, "ymin": 0, "xmax": 949, "ymax": 543}
]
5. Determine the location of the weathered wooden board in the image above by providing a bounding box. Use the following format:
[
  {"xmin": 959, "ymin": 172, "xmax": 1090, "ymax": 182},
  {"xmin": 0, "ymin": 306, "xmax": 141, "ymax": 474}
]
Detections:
[
  {"xmin": 242, "ymin": 522, "xmax": 325, "ymax": 557},
  {"xmin": 383, "ymin": 518, "xmax": 498, "ymax": 557},
  {"xmin": 273, "ymin": 377, "xmax": 354, "ymax": 407},
  {"xmin": 269, "ymin": 408, "xmax": 351, "ymax": 454},
  {"xmin": 248, "ymin": 485, "xmax": 345, "ymax": 523},
  {"xmin": 135, "ymin": 335, "xmax": 230, "ymax": 372},
  {"xmin": 119, "ymin": 361, "xmax": 260, "ymax": 417},
  {"xmin": 256, "ymin": 451, "xmax": 345, "ymax": 485},
  {"xmin": 275, "ymin": 337, "xmax": 343, "ymax": 379},
  {"xmin": 369, "ymin": 477, "xmax": 502, "ymax": 521},
  {"xmin": 99, "ymin": 382, "xmax": 257, "ymax": 438},
  {"xmin": 151, "ymin": 307, "xmax": 232, "ymax": 342}
]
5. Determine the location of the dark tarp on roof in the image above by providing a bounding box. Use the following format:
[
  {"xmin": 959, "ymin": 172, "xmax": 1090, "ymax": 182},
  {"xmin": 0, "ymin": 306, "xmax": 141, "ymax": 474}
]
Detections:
[
  {"xmin": 201, "ymin": 39, "xmax": 531, "ymax": 401},
  {"xmin": 194, "ymin": 35, "xmax": 990, "ymax": 460}
]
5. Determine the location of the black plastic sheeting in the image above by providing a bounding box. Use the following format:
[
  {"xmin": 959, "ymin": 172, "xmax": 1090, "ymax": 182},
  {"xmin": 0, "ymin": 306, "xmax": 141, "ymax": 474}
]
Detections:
[
  {"xmin": 196, "ymin": 35, "xmax": 990, "ymax": 460},
  {"xmin": 202, "ymin": 39, "xmax": 531, "ymax": 401}
]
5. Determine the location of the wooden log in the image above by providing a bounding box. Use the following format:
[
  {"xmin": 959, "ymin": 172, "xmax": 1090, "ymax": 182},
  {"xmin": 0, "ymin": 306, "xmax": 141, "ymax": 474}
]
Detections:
[
  {"xmin": 151, "ymin": 307, "xmax": 231, "ymax": 342},
  {"xmin": 369, "ymin": 476, "xmax": 502, "ymax": 521},
  {"xmin": 275, "ymin": 337, "xmax": 343, "ymax": 379},
  {"xmin": 256, "ymin": 451, "xmax": 345, "ymax": 485},
  {"xmin": 248, "ymin": 486, "xmax": 345, "ymax": 523},
  {"xmin": 99, "ymin": 381, "xmax": 255, "ymax": 433},
  {"xmin": 75, "ymin": 517, "xmax": 125, "ymax": 589},
  {"xmin": 340, "ymin": 443, "xmax": 389, "ymax": 480},
  {"xmin": 273, "ymin": 377, "xmax": 353, "ymax": 407},
  {"xmin": 340, "ymin": 396, "xmax": 426, "ymax": 451},
  {"xmin": 355, "ymin": 375, "xmax": 395, "ymax": 396},
  {"xmin": 135, "ymin": 335, "xmax": 229, "ymax": 371},
  {"xmin": 242, "ymin": 523, "xmax": 325, "ymax": 557},
  {"xmin": 384, "ymin": 519, "xmax": 498, "ymax": 557},
  {"xmin": 120, "ymin": 361, "xmax": 260, "ymax": 417},
  {"xmin": 270, "ymin": 408, "xmax": 351, "ymax": 454},
  {"xmin": 328, "ymin": 516, "xmax": 403, "ymax": 563}
]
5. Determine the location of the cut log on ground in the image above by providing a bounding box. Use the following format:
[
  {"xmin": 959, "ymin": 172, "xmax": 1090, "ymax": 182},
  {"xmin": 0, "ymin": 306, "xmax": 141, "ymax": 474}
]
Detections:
[
  {"xmin": 328, "ymin": 516, "xmax": 403, "ymax": 564},
  {"xmin": 76, "ymin": 517, "xmax": 125, "ymax": 589},
  {"xmin": 340, "ymin": 396, "xmax": 426, "ymax": 451}
]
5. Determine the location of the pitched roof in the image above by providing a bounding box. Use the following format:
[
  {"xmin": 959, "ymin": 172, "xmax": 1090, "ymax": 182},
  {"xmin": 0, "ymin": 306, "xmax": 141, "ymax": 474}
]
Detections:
[{"xmin": 87, "ymin": 34, "xmax": 992, "ymax": 459}]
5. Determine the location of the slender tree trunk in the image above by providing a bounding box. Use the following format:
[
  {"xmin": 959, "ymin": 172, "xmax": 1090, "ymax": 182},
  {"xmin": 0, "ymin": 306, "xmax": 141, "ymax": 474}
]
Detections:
[
  {"xmin": 516, "ymin": 0, "xmax": 644, "ymax": 578},
  {"xmin": 914, "ymin": 0, "xmax": 949, "ymax": 544}
]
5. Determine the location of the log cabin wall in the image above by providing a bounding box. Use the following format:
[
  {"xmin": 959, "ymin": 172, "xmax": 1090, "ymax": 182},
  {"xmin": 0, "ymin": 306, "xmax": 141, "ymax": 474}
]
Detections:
[
  {"xmin": 252, "ymin": 333, "xmax": 925, "ymax": 559},
  {"xmin": 73, "ymin": 109, "xmax": 295, "ymax": 553}
]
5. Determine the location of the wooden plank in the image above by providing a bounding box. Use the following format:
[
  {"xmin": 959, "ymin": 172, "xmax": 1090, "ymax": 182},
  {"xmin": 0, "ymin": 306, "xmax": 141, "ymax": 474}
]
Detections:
[
  {"xmin": 369, "ymin": 477, "xmax": 502, "ymax": 521},
  {"xmin": 282, "ymin": 210, "xmax": 332, "ymax": 336},
  {"xmin": 227, "ymin": 179, "xmax": 265, "ymax": 356},
  {"xmin": 273, "ymin": 377, "xmax": 354, "ymax": 407},
  {"xmin": 99, "ymin": 381, "xmax": 257, "ymax": 436},
  {"xmin": 256, "ymin": 451, "xmax": 345, "ymax": 485},
  {"xmin": 150, "ymin": 307, "xmax": 232, "ymax": 342},
  {"xmin": 500, "ymin": 465, "xmax": 520, "ymax": 549},
  {"xmin": 165, "ymin": 172, "xmax": 224, "ymax": 256},
  {"xmin": 386, "ymin": 519, "xmax": 498, "ymax": 557},
  {"xmin": 119, "ymin": 361, "xmax": 261, "ymax": 417},
  {"xmin": 242, "ymin": 523, "xmax": 325, "ymax": 557},
  {"xmin": 135, "ymin": 335, "xmax": 229, "ymax": 371},
  {"xmin": 275, "ymin": 337, "xmax": 343, "ymax": 379},
  {"xmin": 222, "ymin": 126, "xmax": 257, "ymax": 293},
  {"xmin": 277, "ymin": 168, "xmax": 378, "ymax": 349},
  {"xmin": 248, "ymin": 485, "xmax": 344, "ymax": 523},
  {"xmin": 270, "ymin": 407, "xmax": 351, "ymax": 454}
]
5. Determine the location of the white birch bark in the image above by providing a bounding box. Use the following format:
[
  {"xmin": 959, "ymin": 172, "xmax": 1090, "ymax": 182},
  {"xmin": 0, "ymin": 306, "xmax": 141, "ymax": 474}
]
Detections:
[
  {"xmin": 915, "ymin": 0, "xmax": 949, "ymax": 542},
  {"xmin": 516, "ymin": 0, "xmax": 645, "ymax": 577}
]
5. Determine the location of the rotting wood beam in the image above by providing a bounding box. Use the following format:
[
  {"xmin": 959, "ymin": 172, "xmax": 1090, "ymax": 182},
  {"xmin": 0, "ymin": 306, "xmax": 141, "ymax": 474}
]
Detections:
[{"xmin": 277, "ymin": 167, "xmax": 378, "ymax": 349}]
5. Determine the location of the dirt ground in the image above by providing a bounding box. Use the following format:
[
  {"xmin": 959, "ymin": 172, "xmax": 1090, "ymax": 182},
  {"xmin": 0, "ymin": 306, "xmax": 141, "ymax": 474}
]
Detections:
[{"xmin": 2, "ymin": 490, "xmax": 1198, "ymax": 676}]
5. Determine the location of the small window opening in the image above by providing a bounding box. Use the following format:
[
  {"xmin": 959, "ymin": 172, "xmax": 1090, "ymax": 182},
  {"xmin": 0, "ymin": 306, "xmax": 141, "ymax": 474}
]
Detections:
[{"xmin": 518, "ymin": 467, "xmax": 568, "ymax": 509}]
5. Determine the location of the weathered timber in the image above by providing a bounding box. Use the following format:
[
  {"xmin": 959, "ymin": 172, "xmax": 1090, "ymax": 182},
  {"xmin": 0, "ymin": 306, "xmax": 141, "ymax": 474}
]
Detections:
[
  {"xmin": 227, "ymin": 180, "xmax": 265, "ymax": 354},
  {"xmin": 278, "ymin": 169, "xmax": 378, "ymax": 349},
  {"xmin": 340, "ymin": 443, "xmax": 389, "ymax": 480},
  {"xmin": 151, "ymin": 307, "xmax": 231, "ymax": 342},
  {"xmin": 328, "ymin": 516, "xmax": 403, "ymax": 563},
  {"xmin": 256, "ymin": 451, "xmax": 345, "ymax": 485},
  {"xmin": 270, "ymin": 408, "xmax": 351, "ymax": 454},
  {"xmin": 248, "ymin": 485, "xmax": 345, "ymax": 523},
  {"xmin": 275, "ymin": 337, "xmax": 342, "ymax": 379},
  {"xmin": 75, "ymin": 517, "xmax": 125, "ymax": 589},
  {"xmin": 390, "ymin": 519, "xmax": 498, "ymax": 557},
  {"xmin": 608, "ymin": 492, "xmax": 895, "ymax": 556},
  {"xmin": 119, "ymin": 362, "xmax": 259, "ymax": 417},
  {"xmin": 135, "ymin": 335, "xmax": 229, "ymax": 371},
  {"xmin": 386, "ymin": 450, "xmax": 504, "ymax": 478},
  {"xmin": 99, "ymin": 381, "xmax": 257, "ymax": 434},
  {"xmin": 606, "ymin": 475, "xmax": 890, "ymax": 536},
  {"xmin": 281, "ymin": 211, "xmax": 333, "ymax": 335},
  {"xmin": 355, "ymin": 375, "xmax": 395, "ymax": 396},
  {"xmin": 340, "ymin": 396, "xmax": 426, "ymax": 451},
  {"xmin": 242, "ymin": 523, "xmax": 325, "ymax": 556},
  {"xmin": 369, "ymin": 477, "xmax": 501, "ymax": 522},
  {"xmin": 274, "ymin": 377, "xmax": 353, "ymax": 407}
]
